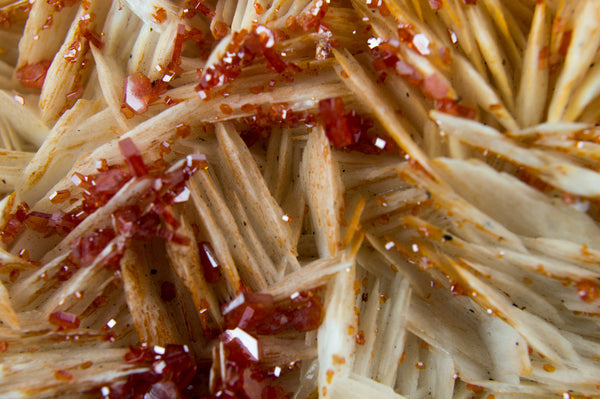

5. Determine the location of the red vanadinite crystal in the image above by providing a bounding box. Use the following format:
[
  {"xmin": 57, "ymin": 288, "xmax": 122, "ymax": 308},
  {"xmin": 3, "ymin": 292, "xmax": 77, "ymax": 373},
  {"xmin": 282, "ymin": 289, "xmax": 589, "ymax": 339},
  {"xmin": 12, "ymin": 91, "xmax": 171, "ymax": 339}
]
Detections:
[
  {"xmin": 198, "ymin": 241, "xmax": 222, "ymax": 283},
  {"xmin": 16, "ymin": 60, "xmax": 52, "ymax": 89},
  {"xmin": 115, "ymin": 344, "xmax": 199, "ymax": 398},
  {"xmin": 70, "ymin": 228, "xmax": 116, "ymax": 267},
  {"xmin": 222, "ymin": 292, "xmax": 277, "ymax": 332},
  {"xmin": 49, "ymin": 210, "xmax": 81, "ymax": 236},
  {"xmin": 176, "ymin": 122, "xmax": 191, "ymax": 138},
  {"xmin": 422, "ymin": 74, "xmax": 450, "ymax": 100},
  {"xmin": 318, "ymin": 98, "xmax": 396, "ymax": 154},
  {"xmin": 297, "ymin": 0, "xmax": 328, "ymax": 31},
  {"xmin": 82, "ymin": 27, "xmax": 104, "ymax": 49},
  {"xmin": 56, "ymin": 258, "xmax": 79, "ymax": 281},
  {"xmin": 49, "ymin": 190, "xmax": 70, "ymax": 204},
  {"xmin": 222, "ymin": 291, "xmax": 324, "ymax": 335},
  {"xmin": 429, "ymin": 0, "xmax": 443, "ymax": 9},
  {"xmin": 122, "ymin": 72, "xmax": 157, "ymax": 115},
  {"xmin": 0, "ymin": 204, "xmax": 27, "ymax": 244},
  {"xmin": 221, "ymin": 328, "xmax": 262, "ymax": 364},
  {"xmin": 118, "ymin": 137, "xmax": 148, "ymax": 177},
  {"xmin": 435, "ymin": 98, "xmax": 476, "ymax": 119},
  {"xmin": 112, "ymin": 205, "xmax": 141, "ymax": 236},
  {"xmin": 49, "ymin": 311, "xmax": 81, "ymax": 329},
  {"xmin": 93, "ymin": 166, "xmax": 130, "ymax": 199},
  {"xmin": 286, "ymin": 291, "xmax": 324, "ymax": 332},
  {"xmin": 0, "ymin": 140, "xmax": 206, "ymax": 279},
  {"xmin": 64, "ymin": 40, "xmax": 82, "ymax": 63},
  {"xmin": 211, "ymin": 327, "xmax": 291, "ymax": 399},
  {"xmin": 196, "ymin": 25, "xmax": 295, "ymax": 97},
  {"xmin": 187, "ymin": 0, "xmax": 216, "ymax": 18},
  {"xmin": 171, "ymin": 24, "xmax": 186, "ymax": 70},
  {"xmin": 318, "ymin": 97, "xmax": 354, "ymax": 148},
  {"xmin": 237, "ymin": 102, "xmax": 315, "ymax": 146},
  {"xmin": 24, "ymin": 211, "xmax": 52, "ymax": 235}
]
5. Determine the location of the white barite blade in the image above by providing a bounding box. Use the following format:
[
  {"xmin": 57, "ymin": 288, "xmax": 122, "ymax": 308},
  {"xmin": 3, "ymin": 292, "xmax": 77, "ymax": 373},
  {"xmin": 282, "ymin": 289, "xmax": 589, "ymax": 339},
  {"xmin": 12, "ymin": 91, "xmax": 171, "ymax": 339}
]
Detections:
[{"xmin": 300, "ymin": 125, "xmax": 344, "ymax": 257}]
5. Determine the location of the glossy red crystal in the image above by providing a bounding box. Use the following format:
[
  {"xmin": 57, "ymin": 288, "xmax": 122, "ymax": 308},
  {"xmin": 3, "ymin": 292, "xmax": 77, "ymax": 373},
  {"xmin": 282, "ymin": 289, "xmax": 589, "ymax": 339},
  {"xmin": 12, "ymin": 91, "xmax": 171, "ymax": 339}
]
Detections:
[
  {"xmin": 93, "ymin": 166, "xmax": 130, "ymax": 195},
  {"xmin": 222, "ymin": 291, "xmax": 324, "ymax": 335},
  {"xmin": 198, "ymin": 241, "xmax": 222, "ymax": 283},
  {"xmin": 211, "ymin": 331, "xmax": 291, "ymax": 399},
  {"xmin": 56, "ymin": 258, "xmax": 79, "ymax": 281},
  {"xmin": 169, "ymin": 24, "xmax": 186, "ymax": 74},
  {"xmin": 116, "ymin": 344, "xmax": 198, "ymax": 398},
  {"xmin": 49, "ymin": 210, "xmax": 81, "ymax": 236},
  {"xmin": 70, "ymin": 228, "xmax": 116, "ymax": 267},
  {"xmin": 286, "ymin": 291, "xmax": 324, "ymax": 332},
  {"xmin": 429, "ymin": 0, "xmax": 442, "ymax": 9},
  {"xmin": 49, "ymin": 190, "xmax": 70, "ymax": 204},
  {"xmin": 222, "ymin": 292, "xmax": 276, "ymax": 332},
  {"xmin": 176, "ymin": 123, "xmax": 191, "ymax": 138},
  {"xmin": 82, "ymin": 28, "xmax": 104, "ymax": 49},
  {"xmin": 112, "ymin": 205, "xmax": 141, "ymax": 236},
  {"xmin": 296, "ymin": 0, "xmax": 328, "ymax": 31},
  {"xmin": 319, "ymin": 97, "xmax": 354, "ymax": 148},
  {"xmin": 16, "ymin": 60, "xmax": 52, "ymax": 89},
  {"xmin": 49, "ymin": 311, "xmax": 81, "ymax": 329},
  {"xmin": 435, "ymin": 98, "xmax": 476, "ymax": 119},
  {"xmin": 221, "ymin": 328, "xmax": 261, "ymax": 364},
  {"xmin": 189, "ymin": 0, "xmax": 216, "ymax": 18},
  {"xmin": 24, "ymin": 211, "xmax": 52, "ymax": 235},
  {"xmin": 118, "ymin": 137, "xmax": 148, "ymax": 177},
  {"xmin": 123, "ymin": 72, "xmax": 156, "ymax": 115},
  {"xmin": 196, "ymin": 25, "xmax": 294, "ymax": 96},
  {"xmin": 423, "ymin": 74, "xmax": 450, "ymax": 100},
  {"xmin": 0, "ymin": 204, "xmax": 28, "ymax": 244}
]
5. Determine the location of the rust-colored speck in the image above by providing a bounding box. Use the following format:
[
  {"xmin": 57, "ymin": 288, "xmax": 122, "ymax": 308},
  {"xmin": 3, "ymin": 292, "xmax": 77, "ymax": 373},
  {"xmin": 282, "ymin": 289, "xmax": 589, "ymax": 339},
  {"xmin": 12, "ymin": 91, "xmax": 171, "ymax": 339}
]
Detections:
[
  {"xmin": 332, "ymin": 354, "xmax": 346, "ymax": 365},
  {"xmin": 152, "ymin": 7, "xmax": 167, "ymax": 24},
  {"xmin": 576, "ymin": 280, "xmax": 599, "ymax": 303},
  {"xmin": 466, "ymin": 384, "xmax": 484, "ymax": 395},
  {"xmin": 326, "ymin": 369, "xmax": 334, "ymax": 384},
  {"xmin": 55, "ymin": 369, "xmax": 74, "ymax": 381},
  {"xmin": 543, "ymin": 363, "xmax": 556, "ymax": 372}
]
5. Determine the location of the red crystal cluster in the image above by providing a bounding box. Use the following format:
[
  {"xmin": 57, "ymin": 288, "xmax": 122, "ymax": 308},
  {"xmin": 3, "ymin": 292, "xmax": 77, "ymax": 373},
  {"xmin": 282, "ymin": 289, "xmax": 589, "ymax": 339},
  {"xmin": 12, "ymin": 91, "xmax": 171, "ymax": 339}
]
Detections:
[
  {"xmin": 371, "ymin": 40, "xmax": 476, "ymax": 119},
  {"xmin": 319, "ymin": 97, "xmax": 399, "ymax": 154},
  {"xmin": 46, "ymin": 0, "xmax": 79, "ymax": 11},
  {"xmin": 208, "ymin": 291, "xmax": 323, "ymax": 399},
  {"xmin": 222, "ymin": 291, "xmax": 323, "ymax": 335},
  {"xmin": 107, "ymin": 291, "xmax": 323, "ymax": 399},
  {"xmin": 285, "ymin": 0, "xmax": 329, "ymax": 32},
  {"xmin": 15, "ymin": 60, "xmax": 53, "ymax": 89},
  {"xmin": 66, "ymin": 139, "xmax": 205, "ymax": 268},
  {"xmin": 49, "ymin": 310, "xmax": 81, "ymax": 329},
  {"xmin": 108, "ymin": 344, "xmax": 203, "ymax": 399},
  {"xmin": 237, "ymin": 102, "xmax": 315, "ymax": 147},
  {"xmin": 183, "ymin": 0, "xmax": 216, "ymax": 19},
  {"xmin": 195, "ymin": 25, "xmax": 298, "ymax": 99},
  {"xmin": 1, "ymin": 138, "xmax": 205, "ymax": 276},
  {"xmin": 121, "ymin": 24, "xmax": 211, "ymax": 116},
  {"xmin": 211, "ymin": 327, "xmax": 289, "ymax": 399}
]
